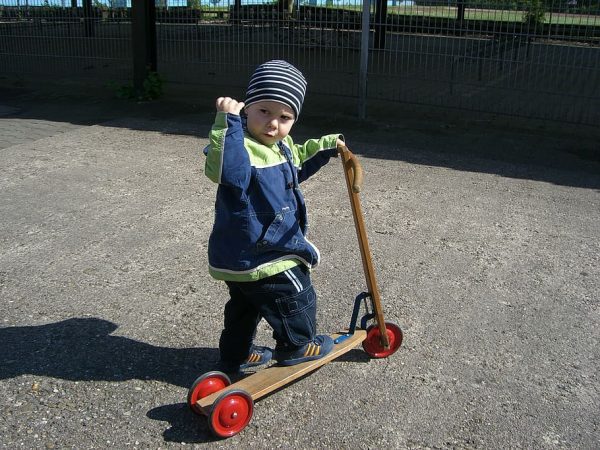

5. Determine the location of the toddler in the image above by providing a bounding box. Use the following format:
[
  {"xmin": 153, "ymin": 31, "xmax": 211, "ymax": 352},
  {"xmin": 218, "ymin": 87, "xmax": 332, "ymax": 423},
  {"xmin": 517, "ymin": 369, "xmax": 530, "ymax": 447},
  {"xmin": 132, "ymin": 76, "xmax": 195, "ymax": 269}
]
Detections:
[{"xmin": 204, "ymin": 60, "xmax": 344, "ymax": 372}]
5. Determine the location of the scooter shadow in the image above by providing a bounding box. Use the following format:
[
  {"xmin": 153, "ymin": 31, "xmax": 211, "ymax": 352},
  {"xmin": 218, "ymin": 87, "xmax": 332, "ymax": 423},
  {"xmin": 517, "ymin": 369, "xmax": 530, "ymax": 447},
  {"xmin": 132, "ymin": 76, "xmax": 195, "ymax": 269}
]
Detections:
[{"xmin": 147, "ymin": 403, "xmax": 218, "ymax": 444}]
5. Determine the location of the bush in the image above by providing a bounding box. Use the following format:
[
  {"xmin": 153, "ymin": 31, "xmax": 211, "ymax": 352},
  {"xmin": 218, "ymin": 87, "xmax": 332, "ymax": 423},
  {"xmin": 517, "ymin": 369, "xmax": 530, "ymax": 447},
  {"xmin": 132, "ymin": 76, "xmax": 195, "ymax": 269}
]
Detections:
[{"xmin": 524, "ymin": 0, "xmax": 545, "ymax": 26}]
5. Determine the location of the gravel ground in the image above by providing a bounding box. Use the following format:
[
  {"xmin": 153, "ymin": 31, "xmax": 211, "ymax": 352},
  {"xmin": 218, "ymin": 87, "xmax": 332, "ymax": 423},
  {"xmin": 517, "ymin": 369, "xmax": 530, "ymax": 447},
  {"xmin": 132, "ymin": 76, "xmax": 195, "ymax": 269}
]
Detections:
[{"xmin": 1, "ymin": 90, "xmax": 599, "ymax": 449}]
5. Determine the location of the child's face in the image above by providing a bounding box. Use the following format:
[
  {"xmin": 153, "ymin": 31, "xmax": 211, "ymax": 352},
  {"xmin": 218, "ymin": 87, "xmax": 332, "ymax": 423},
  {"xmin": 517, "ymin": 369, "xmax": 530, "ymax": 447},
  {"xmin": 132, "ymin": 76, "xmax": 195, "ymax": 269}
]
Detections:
[{"xmin": 245, "ymin": 101, "xmax": 296, "ymax": 146}]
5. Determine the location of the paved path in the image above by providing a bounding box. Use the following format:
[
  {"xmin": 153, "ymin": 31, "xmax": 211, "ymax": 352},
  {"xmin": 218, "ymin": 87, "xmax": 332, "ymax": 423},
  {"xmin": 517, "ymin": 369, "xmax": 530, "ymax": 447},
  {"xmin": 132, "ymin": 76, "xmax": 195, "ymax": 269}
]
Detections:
[
  {"xmin": 0, "ymin": 93, "xmax": 103, "ymax": 149},
  {"xmin": 0, "ymin": 114, "xmax": 83, "ymax": 149}
]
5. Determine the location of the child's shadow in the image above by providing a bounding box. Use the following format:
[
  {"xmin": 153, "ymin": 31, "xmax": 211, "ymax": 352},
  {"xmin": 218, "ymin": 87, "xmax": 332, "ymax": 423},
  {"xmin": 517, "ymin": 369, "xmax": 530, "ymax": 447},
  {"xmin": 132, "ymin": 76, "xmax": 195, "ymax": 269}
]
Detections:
[
  {"xmin": 1, "ymin": 318, "xmax": 371, "ymax": 444},
  {"xmin": 0, "ymin": 317, "xmax": 217, "ymax": 388}
]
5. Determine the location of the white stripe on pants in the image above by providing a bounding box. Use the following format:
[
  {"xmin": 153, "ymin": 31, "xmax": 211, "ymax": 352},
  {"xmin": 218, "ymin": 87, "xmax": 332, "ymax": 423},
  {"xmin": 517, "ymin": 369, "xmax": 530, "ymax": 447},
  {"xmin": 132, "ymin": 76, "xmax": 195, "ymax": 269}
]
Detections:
[{"xmin": 284, "ymin": 269, "xmax": 303, "ymax": 293}]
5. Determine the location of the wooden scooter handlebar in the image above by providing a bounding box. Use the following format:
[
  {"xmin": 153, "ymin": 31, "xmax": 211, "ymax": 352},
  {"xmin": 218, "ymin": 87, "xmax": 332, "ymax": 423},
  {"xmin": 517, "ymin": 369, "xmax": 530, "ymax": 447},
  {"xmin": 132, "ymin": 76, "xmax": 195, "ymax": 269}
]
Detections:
[
  {"xmin": 337, "ymin": 143, "xmax": 363, "ymax": 193},
  {"xmin": 337, "ymin": 143, "xmax": 390, "ymax": 350}
]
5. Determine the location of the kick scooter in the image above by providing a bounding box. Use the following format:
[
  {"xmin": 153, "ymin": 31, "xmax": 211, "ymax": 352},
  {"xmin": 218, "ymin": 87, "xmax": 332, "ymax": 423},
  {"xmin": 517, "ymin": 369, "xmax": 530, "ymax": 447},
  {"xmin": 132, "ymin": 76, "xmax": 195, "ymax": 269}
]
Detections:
[{"xmin": 187, "ymin": 144, "xmax": 403, "ymax": 438}]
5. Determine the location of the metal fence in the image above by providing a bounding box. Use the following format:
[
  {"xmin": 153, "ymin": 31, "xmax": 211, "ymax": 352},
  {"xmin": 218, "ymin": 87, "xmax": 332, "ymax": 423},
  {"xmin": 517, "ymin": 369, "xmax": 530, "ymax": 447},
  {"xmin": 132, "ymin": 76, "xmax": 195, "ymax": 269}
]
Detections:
[
  {"xmin": 1, "ymin": 0, "xmax": 599, "ymax": 124},
  {"xmin": 0, "ymin": 5, "xmax": 132, "ymax": 81}
]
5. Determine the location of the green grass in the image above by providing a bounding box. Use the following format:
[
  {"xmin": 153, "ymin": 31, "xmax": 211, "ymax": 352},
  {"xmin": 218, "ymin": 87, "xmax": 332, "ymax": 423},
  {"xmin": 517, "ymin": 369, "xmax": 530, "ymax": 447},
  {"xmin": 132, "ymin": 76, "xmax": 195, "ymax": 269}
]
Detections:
[{"xmin": 386, "ymin": 6, "xmax": 599, "ymax": 26}]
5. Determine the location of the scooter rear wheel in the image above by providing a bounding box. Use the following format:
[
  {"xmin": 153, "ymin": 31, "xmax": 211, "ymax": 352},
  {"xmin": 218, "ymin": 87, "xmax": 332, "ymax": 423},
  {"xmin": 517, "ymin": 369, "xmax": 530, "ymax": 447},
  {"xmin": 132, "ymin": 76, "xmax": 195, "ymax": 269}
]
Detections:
[
  {"xmin": 187, "ymin": 371, "xmax": 231, "ymax": 416},
  {"xmin": 362, "ymin": 322, "xmax": 403, "ymax": 358}
]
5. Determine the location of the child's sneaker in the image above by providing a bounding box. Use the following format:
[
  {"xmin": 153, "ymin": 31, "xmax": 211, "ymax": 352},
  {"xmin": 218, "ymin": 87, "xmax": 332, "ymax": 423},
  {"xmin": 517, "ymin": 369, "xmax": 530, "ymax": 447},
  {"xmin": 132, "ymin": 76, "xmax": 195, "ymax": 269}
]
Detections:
[
  {"xmin": 218, "ymin": 346, "xmax": 273, "ymax": 373},
  {"xmin": 275, "ymin": 335, "xmax": 334, "ymax": 366},
  {"xmin": 240, "ymin": 346, "xmax": 273, "ymax": 369}
]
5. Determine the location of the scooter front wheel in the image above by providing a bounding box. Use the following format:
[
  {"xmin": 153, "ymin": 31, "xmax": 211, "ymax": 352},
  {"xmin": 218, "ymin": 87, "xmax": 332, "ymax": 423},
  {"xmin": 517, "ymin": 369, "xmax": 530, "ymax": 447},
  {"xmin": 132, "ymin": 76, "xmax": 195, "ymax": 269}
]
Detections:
[
  {"xmin": 208, "ymin": 389, "xmax": 254, "ymax": 438},
  {"xmin": 362, "ymin": 322, "xmax": 403, "ymax": 358}
]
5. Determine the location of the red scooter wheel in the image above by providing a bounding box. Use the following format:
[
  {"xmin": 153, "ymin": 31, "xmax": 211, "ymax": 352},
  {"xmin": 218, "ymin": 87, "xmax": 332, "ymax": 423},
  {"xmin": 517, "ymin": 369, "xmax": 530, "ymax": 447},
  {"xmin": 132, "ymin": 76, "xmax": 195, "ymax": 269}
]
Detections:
[
  {"xmin": 187, "ymin": 371, "xmax": 231, "ymax": 416},
  {"xmin": 208, "ymin": 389, "xmax": 254, "ymax": 438},
  {"xmin": 362, "ymin": 322, "xmax": 403, "ymax": 358}
]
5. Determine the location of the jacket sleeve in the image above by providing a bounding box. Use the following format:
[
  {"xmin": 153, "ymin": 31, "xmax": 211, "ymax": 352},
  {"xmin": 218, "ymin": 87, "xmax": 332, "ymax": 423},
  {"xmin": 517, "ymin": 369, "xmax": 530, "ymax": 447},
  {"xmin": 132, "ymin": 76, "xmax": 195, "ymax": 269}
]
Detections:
[
  {"xmin": 204, "ymin": 112, "xmax": 251, "ymax": 189},
  {"xmin": 286, "ymin": 134, "xmax": 342, "ymax": 184}
]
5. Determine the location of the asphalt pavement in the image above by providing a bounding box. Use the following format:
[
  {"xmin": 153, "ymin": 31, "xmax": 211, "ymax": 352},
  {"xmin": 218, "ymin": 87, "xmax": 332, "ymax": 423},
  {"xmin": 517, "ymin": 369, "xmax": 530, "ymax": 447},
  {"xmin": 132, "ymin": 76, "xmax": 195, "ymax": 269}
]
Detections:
[{"xmin": 1, "ymin": 85, "xmax": 599, "ymax": 449}]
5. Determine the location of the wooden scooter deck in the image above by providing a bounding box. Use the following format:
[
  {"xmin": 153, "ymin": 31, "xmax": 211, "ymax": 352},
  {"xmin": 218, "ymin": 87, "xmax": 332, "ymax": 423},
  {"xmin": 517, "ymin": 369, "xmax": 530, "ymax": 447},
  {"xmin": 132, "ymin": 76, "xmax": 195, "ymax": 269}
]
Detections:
[{"xmin": 196, "ymin": 329, "xmax": 367, "ymax": 414}]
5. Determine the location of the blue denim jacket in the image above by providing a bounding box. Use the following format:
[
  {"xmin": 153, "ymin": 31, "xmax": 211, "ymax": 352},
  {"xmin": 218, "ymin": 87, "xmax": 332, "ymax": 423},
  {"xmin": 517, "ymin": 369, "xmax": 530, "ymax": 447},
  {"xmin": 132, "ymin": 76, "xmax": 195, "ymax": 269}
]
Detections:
[{"xmin": 204, "ymin": 112, "xmax": 340, "ymax": 281}]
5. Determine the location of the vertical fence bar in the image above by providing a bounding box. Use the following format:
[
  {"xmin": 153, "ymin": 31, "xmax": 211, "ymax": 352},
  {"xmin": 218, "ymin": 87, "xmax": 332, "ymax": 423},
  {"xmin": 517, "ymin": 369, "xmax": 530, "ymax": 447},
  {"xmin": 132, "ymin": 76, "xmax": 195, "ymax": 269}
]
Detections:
[{"xmin": 358, "ymin": 0, "xmax": 370, "ymax": 119}]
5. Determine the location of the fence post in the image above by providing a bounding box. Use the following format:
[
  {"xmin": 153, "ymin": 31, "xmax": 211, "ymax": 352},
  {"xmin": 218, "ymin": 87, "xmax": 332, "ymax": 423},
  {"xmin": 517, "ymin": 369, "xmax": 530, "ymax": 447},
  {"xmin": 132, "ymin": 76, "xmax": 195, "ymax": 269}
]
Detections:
[
  {"xmin": 83, "ymin": 0, "xmax": 94, "ymax": 37},
  {"xmin": 358, "ymin": 0, "xmax": 370, "ymax": 119},
  {"xmin": 132, "ymin": 0, "xmax": 157, "ymax": 96},
  {"xmin": 456, "ymin": 0, "xmax": 465, "ymax": 24},
  {"xmin": 373, "ymin": 0, "xmax": 387, "ymax": 49}
]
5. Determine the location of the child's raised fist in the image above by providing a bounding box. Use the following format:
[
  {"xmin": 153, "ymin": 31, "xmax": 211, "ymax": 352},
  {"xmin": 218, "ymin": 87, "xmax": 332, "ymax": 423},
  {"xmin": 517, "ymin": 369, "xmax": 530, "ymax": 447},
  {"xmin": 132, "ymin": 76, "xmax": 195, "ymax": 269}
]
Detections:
[{"xmin": 216, "ymin": 97, "xmax": 245, "ymax": 115}]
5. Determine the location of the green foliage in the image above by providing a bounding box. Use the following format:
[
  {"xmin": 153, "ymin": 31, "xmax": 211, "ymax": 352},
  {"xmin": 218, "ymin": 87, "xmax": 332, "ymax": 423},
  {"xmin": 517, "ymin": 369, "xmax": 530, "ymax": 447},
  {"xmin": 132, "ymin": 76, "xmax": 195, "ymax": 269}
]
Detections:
[
  {"xmin": 92, "ymin": 0, "xmax": 108, "ymax": 9},
  {"xmin": 110, "ymin": 70, "xmax": 164, "ymax": 102},
  {"xmin": 523, "ymin": 0, "xmax": 545, "ymax": 26},
  {"xmin": 188, "ymin": 0, "xmax": 201, "ymax": 8},
  {"xmin": 141, "ymin": 70, "xmax": 164, "ymax": 100}
]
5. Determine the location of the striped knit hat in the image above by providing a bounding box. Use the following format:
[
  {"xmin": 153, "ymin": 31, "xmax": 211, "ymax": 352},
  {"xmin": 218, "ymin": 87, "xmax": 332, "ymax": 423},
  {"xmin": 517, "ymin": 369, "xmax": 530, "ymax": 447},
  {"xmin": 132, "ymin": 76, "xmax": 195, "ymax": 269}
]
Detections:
[{"xmin": 244, "ymin": 60, "xmax": 307, "ymax": 118}]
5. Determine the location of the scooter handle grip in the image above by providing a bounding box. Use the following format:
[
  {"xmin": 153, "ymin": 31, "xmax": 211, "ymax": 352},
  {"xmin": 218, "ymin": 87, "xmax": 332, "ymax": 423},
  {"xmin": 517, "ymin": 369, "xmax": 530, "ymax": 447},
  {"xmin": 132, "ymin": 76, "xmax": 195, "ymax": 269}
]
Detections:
[{"xmin": 337, "ymin": 143, "xmax": 363, "ymax": 193}]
